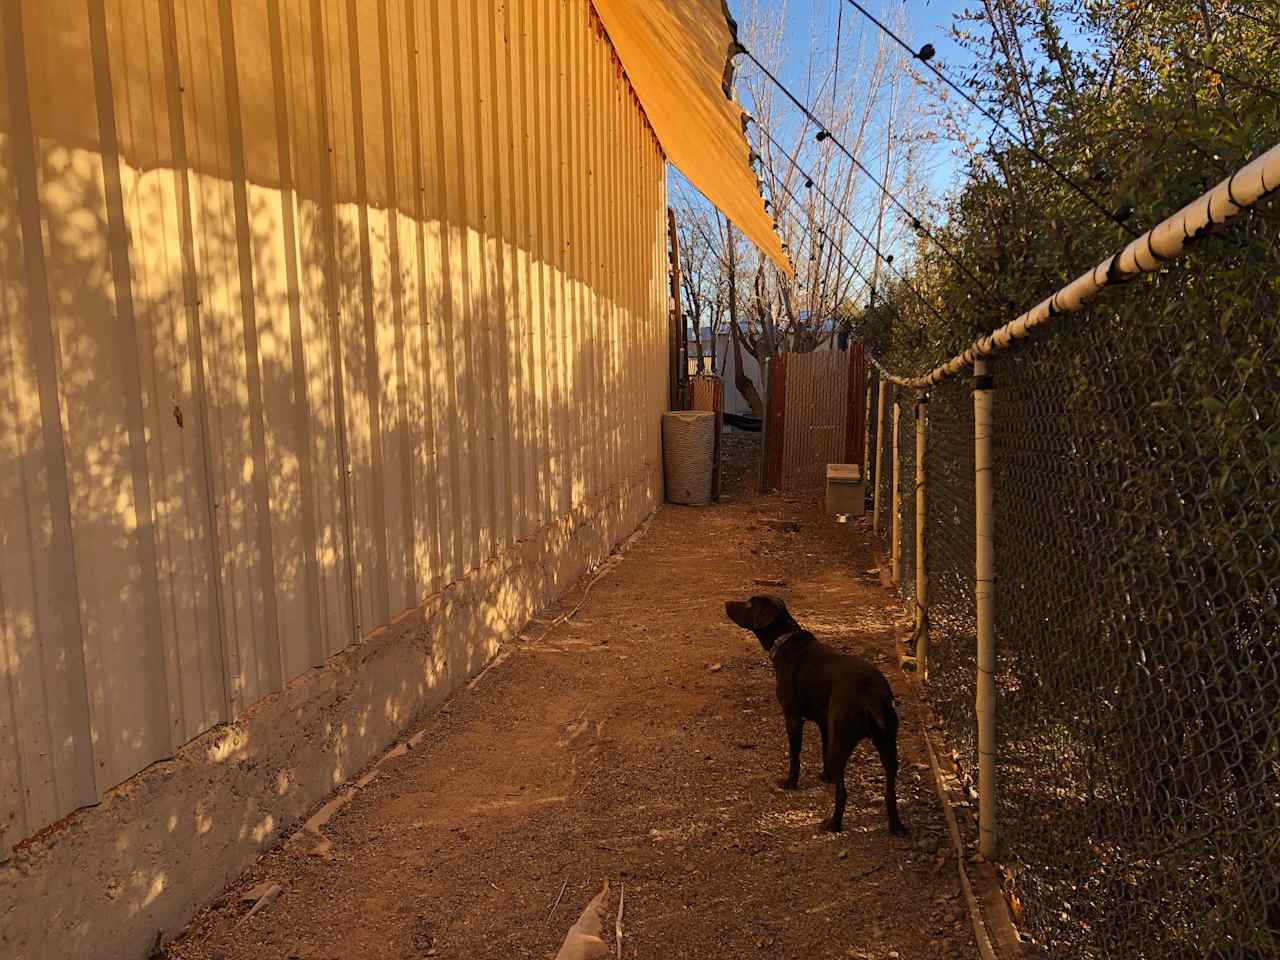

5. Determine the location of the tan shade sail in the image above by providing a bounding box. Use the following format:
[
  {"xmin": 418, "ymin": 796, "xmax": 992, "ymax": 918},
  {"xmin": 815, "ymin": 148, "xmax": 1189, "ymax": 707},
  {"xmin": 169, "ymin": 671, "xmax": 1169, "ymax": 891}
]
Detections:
[{"xmin": 593, "ymin": 0, "xmax": 794, "ymax": 276}]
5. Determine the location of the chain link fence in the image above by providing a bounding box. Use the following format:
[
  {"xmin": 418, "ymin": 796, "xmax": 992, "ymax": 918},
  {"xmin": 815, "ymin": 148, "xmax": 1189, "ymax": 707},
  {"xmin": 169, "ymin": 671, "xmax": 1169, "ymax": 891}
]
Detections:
[
  {"xmin": 865, "ymin": 375, "xmax": 882, "ymax": 513},
  {"xmin": 895, "ymin": 395, "xmax": 917, "ymax": 613},
  {"xmin": 873, "ymin": 383, "xmax": 894, "ymax": 557},
  {"xmin": 921, "ymin": 376, "xmax": 980, "ymax": 800},
  {"xmin": 868, "ymin": 172, "xmax": 1279, "ymax": 956}
]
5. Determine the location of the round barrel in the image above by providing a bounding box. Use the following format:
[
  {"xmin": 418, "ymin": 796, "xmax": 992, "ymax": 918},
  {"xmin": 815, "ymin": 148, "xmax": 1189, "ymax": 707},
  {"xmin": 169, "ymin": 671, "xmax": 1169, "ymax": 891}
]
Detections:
[{"xmin": 662, "ymin": 410, "xmax": 716, "ymax": 505}]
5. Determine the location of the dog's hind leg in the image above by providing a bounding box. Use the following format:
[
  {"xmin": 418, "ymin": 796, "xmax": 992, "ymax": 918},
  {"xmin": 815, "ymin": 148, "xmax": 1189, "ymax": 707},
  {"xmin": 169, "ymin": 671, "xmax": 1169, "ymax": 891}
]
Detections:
[
  {"xmin": 780, "ymin": 714, "xmax": 803, "ymax": 790},
  {"xmin": 871, "ymin": 720, "xmax": 908, "ymax": 836},
  {"xmin": 819, "ymin": 720, "xmax": 832, "ymax": 782},
  {"xmin": 822, "ymin": 746, "xmax": 852, "ymax": 832}
]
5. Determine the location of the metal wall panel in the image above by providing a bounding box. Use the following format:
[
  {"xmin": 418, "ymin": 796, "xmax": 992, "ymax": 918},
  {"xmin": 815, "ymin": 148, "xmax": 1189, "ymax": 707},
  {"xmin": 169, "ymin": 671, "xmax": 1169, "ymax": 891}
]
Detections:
[
  {"xmin": 0, "ymin": 0, "xmax": 668, "ymax": 858},
  {"xmin": 780, "ymin": 351, "xmax": 851, "ymax": 490}
]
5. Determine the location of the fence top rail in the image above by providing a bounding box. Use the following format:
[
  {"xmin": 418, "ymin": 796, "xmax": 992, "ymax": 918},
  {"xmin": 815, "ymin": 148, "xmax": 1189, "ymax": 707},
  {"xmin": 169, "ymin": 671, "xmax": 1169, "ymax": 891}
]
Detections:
[{"xmin": 868, "ymin": 141, "xmax": 1280, "ymax": 390}]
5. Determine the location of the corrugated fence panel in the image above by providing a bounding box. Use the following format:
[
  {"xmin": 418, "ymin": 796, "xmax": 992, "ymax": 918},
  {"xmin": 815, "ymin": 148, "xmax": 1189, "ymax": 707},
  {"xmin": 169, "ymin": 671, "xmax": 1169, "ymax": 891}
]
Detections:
[
  {"xmin": 780, "ymin": 350, "xmax": 850, "ymax": 489},
  {"xmin": 0, "ymin": 0, "xmax": 668, "ymax": 859}
]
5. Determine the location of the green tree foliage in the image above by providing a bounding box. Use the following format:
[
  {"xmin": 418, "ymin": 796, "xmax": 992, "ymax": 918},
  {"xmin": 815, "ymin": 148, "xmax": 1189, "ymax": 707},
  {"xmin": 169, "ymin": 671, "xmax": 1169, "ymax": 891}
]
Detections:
[
  {"xmin": 863, "ymin": 0, "xmax": 1279, "ymax": 374},
  {"xmin": 862, "ymin": 5, "xmax": 1280, "ymax": 954}
]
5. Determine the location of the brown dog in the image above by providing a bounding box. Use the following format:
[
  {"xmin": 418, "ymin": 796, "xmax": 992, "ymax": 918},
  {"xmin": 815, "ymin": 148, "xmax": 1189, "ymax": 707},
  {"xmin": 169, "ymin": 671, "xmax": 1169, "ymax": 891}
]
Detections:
[{"xmin": 725, "ymin": 595, "xmax": 907, "ymax": 835}]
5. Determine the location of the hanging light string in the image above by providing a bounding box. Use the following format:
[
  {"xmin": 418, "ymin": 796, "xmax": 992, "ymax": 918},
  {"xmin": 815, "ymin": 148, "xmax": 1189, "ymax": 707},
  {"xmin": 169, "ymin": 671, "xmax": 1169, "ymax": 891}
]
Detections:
[
  {"xmin": 766, "ymin": 145, "xmax": 947, "ymax": 329},
  {"xmin": 838, "ymin": 0, "xmax": 1142, "ymax": 236},
  {"xmin": 773, "ymin": 192, "xmax": 878, "ymax": 314},
  {"xmin": 759, "ymin": 160, "xmax": 881, "ymax": 306},
  {"xmin": 755, "ymin": 122, "xmax": 949, "ymax": 326},
  {"xmin": 739, "ymin": 47, "xmax": 1009, "ymax": 312}
]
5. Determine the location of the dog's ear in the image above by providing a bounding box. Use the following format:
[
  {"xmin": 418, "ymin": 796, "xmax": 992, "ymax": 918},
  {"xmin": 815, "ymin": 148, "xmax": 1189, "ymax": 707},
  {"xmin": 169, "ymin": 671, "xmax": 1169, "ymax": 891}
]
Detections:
[{"xmin": 749, "ymin": 595, "xmax": 786, "ymax": 631}]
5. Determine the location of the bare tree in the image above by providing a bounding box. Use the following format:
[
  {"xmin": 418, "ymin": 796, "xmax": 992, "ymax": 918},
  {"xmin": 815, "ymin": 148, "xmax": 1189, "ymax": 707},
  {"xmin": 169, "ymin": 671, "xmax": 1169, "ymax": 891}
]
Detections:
[
  {"xmin": 671, "ymin": 193, "xmax": 729, "ymax": 375},
  {"xmin": 668, "ymin": 0, "xmax": 930, "ymax": 412}
]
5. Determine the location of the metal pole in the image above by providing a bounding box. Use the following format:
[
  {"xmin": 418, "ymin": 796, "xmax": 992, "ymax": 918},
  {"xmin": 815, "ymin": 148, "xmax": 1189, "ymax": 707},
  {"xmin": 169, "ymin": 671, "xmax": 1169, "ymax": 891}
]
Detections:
[
  {"xmin": 862, "ymin": 376, "xmax": 873, "ymax": 482},
  {"xmin": 666, "ymin": 208, "xmax": 682, "ymax": 410},
  {"xmin": 759, "ymin": 357, "xmax": 771, "ymax": 494},
  {"xmin": 872, "ymin": 375, "xmax": 890, "ymax": 537},
  {"xmin": 890, "ymin": 401, "xmax": 902, "ymax": 588},
  {"xmin": 914, "ymin": 393, "xmax": 929, "ymax": 677},
  {"xmin": 973, "ymin": 357, "xmax": 997, "ymax": 859},
  {"xmin": 875, "ymin": 143, "xmax": 1280, "ymax": 392}
]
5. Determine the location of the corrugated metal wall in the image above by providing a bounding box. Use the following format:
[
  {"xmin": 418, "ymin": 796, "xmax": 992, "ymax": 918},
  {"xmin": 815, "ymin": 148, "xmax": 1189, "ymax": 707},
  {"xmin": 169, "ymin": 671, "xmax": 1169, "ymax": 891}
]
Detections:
[{"xmin": 0, "ymin": 0, "xmax": 668, "ymax": 858}]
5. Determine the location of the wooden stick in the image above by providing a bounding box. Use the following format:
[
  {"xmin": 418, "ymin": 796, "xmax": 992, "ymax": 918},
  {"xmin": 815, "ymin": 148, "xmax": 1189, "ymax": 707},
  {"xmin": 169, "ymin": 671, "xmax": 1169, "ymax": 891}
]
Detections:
[
  {"xmin": 615, "ymin": 882, "xmax": 625, "ymax": 959},
  {"xmin": 544, "ymin": 877, "xmax": 569, "ymax": 928}
]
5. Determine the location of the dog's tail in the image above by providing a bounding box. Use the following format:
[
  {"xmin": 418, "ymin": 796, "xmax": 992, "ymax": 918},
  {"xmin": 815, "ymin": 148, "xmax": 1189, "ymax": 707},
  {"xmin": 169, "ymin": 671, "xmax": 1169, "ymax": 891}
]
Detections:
[{"xmin": 868, "ymin": 690, "xmax": 898, "ymax": 738}]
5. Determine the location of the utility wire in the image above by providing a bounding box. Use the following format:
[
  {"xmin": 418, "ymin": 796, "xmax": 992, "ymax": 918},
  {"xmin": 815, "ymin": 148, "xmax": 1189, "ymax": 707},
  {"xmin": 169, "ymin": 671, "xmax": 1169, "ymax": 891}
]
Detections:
[
  {"xmin": 759, "ymin": 159, "xmax": 882, "ymax": 307},
  {"xmin": 775, "ymin": 198, "xmax": 872, "ymax": 302},
  {"xmin": 740, "ymin": 48, "xmax": 1009, "ymax": 311},
  {"xmin": 755, "ymin": 123, "xmax": 949, "ymax": 327},
  {"xmin": 839, "ymin": 0, "xmax": 1141, "ymax": 237}
]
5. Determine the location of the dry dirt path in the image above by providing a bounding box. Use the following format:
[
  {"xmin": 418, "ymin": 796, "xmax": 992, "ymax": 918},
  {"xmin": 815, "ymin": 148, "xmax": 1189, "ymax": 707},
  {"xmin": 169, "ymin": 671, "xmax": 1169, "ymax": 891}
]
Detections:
[{"xmin": 171, "ymin": 443, "xmax": 976, "ymax": 960}]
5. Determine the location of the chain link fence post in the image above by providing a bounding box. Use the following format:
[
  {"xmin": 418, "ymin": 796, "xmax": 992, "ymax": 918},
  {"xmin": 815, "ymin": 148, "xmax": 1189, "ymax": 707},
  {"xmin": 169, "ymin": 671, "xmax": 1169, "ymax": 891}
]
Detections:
[
  {"xmin": 872, "ymin": 375, "xmax": 889, "ymax": 537},
  {"xmin": 913, "ymin": 392, "xmax": 929, "ymax": 678},
  {"xmin": 891, "ymin": 400, "xmax": 902, "ymax": 587},
  {"xmin": 973, "ymin": 357, "xmax": 998, "ymax": 860}
]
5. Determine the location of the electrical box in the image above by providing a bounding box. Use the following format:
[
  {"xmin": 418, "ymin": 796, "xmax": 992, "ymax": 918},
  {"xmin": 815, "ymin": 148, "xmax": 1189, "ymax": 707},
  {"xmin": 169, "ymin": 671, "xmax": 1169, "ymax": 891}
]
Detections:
[{"xmin": 825, "ymin": 463, "xmax": 865, "ymax": 517}]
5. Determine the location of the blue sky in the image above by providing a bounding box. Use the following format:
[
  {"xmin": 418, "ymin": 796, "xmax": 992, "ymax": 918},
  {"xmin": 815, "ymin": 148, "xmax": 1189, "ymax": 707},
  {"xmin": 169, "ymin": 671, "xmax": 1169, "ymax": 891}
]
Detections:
[
  {"xmin": 718, "ymin": 0, "xmax": 1101, "ymax": 199},
  {"xmin": 736, "ymin": 0, "xmax": 977, "ymax": 73},
  {"xmin": 668, "ymin": 1, "xmax": 1006, "ymax": 309},
  {"xmin": 726, "ymin": 0, "xmax": 981, "ymax": 199}
]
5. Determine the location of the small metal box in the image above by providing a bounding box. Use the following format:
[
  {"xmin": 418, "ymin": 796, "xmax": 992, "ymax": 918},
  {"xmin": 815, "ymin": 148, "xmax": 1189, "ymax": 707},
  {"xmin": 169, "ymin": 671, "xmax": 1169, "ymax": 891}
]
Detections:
[{"xmin": 825, "ymin": 463, "xmax": 865, "ymax": 517}]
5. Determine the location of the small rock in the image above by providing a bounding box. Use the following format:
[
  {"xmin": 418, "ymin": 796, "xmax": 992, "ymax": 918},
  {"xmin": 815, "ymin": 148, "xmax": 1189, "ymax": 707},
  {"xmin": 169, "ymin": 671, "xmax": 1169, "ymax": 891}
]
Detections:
[
  {"xmin": 708, "ymin": 662, "xmax": 723, "ymax": 672},
  {"xmin": 762, "ymin": 518, "xmax": 800, "ymax": 533},
  {"xmin": 753, "ymin": 577, "xmax": 788, "ymax": 587}
]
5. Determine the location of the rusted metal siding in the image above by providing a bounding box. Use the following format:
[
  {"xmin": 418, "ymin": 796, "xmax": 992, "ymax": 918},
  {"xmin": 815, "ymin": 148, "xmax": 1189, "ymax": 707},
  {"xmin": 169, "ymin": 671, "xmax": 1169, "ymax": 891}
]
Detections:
[
  {"xmin": 762, "ymin": 354, "xmax": 788, "ymax": 492},
  {"xmin": 0, "ymin": 0, "xmax": 668, "ymax": 858},
  {"xmin": 780, "ymin": 351, "xmax": 851, "ymax": 489},
  {"xmin": 762, "ymin": 349, "xmax": 866, "ymax": 491}
]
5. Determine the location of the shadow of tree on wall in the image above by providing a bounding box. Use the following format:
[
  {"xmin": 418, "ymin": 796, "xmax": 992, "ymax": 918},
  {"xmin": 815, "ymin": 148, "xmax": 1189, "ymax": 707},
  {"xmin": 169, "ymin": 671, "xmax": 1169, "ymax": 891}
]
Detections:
[{"xmin": 0, "ymin": 2, "xmax": 669, "ymax": 956}]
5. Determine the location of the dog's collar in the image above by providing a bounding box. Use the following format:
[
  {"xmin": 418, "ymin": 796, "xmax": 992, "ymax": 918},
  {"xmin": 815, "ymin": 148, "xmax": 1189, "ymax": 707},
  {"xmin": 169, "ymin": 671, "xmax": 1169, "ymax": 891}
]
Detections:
[{"xmin": 769, "ymin": 629, "xmax": 803, "ymax": 661}]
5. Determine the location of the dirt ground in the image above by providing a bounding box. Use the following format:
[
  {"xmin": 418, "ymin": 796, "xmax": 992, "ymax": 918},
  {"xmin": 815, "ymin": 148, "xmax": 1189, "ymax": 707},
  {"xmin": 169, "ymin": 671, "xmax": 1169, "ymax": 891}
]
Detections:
[{"xmin": 169, "ymin": 434, "xmax": 976, "ymax": 960}]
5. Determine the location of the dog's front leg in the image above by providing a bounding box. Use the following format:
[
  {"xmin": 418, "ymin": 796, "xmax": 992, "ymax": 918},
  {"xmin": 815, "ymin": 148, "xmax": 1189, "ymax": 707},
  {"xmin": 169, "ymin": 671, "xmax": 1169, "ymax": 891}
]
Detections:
[{"xmin": 779, "ymin": 714, "xmax": 803, "ymax": 789}]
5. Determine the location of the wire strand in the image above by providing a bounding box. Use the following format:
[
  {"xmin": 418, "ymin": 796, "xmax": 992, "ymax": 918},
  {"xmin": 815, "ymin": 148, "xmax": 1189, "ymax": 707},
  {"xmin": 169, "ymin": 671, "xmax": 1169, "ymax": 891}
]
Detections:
[
  {"xmin": 756, "ymin": 124, "xmax": 950, "ymax": 327},
  {"xmin": 838, "ymin": 0, "xmax": 1141, "ymax": 237},
  {"xmin": 740, "ymin": 48, "xmax": 1008, "ymax": 311}
]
